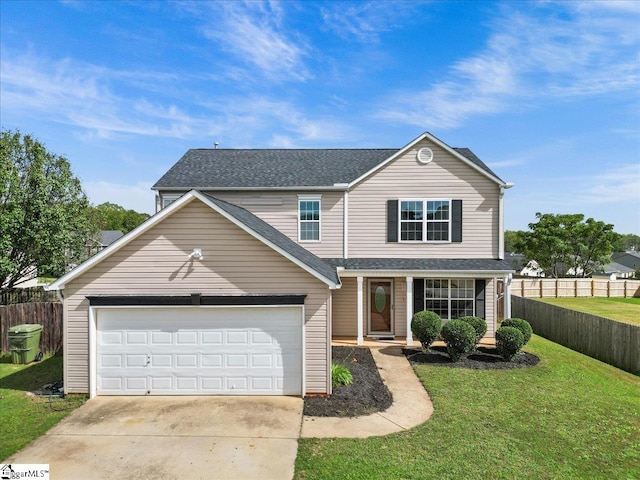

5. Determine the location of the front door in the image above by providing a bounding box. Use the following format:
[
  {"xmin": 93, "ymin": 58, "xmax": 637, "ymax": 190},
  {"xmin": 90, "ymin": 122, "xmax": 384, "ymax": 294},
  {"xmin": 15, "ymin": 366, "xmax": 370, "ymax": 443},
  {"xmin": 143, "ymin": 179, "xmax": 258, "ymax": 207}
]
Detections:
[{"xmin": 368, "ymin": 279, "xmax": 393, "ymax": 335}]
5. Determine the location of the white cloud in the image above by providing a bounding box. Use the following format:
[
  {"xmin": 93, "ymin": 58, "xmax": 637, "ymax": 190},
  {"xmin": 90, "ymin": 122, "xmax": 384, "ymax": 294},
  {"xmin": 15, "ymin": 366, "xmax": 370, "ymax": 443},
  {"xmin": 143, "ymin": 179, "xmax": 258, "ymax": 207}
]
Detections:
[
  {"xmin": 0, "ymin": 52, "xmax": 214, "ymax": 140},
  {"xmin": 84, "ymin": 181, "xmax": 156, "ymax": 215},
  {"xmin": 194, "ymin": 1, "xmax": 311, "ymax": 81},
  {"xmin": 377, "ymin": 3, "xmax": 640, "ymax": 129},
  {"xmin": 320, "ymin": 1, "xmax": 419, "ymax": 43}
]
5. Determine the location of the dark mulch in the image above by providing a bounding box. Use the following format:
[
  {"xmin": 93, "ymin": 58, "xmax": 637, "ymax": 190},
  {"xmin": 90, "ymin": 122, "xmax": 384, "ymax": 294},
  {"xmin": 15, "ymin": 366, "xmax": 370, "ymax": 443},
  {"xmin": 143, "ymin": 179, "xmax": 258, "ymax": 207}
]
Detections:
[
  {"xmin": 303, "ymin": 346, "xmax": 393, "ymax": 417},
  {"xmin": 404, "ymin": 345, "xmax": 540, "ymax": 369}
]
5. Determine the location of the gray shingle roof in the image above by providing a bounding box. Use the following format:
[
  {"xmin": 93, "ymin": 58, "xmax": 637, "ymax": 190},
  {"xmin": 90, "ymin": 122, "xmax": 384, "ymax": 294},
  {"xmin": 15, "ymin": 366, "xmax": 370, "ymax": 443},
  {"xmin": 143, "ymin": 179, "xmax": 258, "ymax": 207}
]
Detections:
[
  {"xmin": 153, "ymin": 146, "xmax": 501, "ymax": 189},
  {"xmin": 326, "ymin": 258, "xmax": 515, "ymax": 272},
  {"xmin": 203, "ymin": 194, "xmax": 340, "ymax": 286}
]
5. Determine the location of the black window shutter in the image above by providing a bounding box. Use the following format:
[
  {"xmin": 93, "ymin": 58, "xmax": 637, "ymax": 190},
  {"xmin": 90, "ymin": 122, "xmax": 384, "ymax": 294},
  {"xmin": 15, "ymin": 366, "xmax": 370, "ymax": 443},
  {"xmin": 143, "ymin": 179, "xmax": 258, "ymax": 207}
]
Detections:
[
  {"xmin": 452, "ymin": 199, "xmax": 463, "ymax": 243},
  {"xmin": 413, "ymin": 278, "xmax": 424, "ymax": 314},
  {"xmin": 475, "ymin": 279, "xmax": 486, "ymax": 319},
  {"xmin": 387, "ymin": 200, "xmax": 398, "ymax": 243}
]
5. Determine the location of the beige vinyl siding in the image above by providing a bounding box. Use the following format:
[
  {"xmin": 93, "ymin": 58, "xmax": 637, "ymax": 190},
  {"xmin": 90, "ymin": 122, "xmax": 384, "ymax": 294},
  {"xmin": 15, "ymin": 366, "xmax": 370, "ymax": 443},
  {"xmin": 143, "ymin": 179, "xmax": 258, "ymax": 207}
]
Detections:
[
  {"xmin": 348, "ymin": 138, "xmax": 500, "ymax": 258},
  {"xmin": 332, "ymin": 277, "xmax": 357, "ymax": 336},
  {"xmin": 187, "ymin": 191, "xmax": 344, "ymax": 258},
  {"xmin": 64, "ymin": 199, "xmax": 330, "ymax": 395}
]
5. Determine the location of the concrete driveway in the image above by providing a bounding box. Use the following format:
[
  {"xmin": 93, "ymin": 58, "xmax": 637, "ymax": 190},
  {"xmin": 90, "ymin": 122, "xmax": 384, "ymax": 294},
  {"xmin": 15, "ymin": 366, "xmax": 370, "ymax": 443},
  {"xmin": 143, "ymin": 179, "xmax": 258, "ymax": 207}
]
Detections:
[{"xmin": 6, "ymin": 396, "xmax": 304, "ymax": 480}]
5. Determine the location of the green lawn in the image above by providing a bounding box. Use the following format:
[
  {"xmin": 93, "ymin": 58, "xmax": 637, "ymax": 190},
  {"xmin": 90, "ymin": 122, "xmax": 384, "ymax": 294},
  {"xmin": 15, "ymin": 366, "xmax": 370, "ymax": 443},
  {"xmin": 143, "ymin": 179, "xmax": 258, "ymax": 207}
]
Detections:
[
  {"xmin": 536, "ymin": 297, "xmax": 640, "ymax": 326},
  {"xmin": 295, "ymin": 336, "xmax": 640, "ymax": 480},
  {"xmin": 0, "ymin": 353, "xmax": 86, "ymax": 460}
]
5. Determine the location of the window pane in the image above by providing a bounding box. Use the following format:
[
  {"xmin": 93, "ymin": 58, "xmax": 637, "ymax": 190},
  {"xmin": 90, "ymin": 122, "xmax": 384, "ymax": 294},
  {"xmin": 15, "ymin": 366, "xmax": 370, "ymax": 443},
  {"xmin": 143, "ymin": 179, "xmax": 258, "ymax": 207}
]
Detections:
[
  {"xmin": 300, "ymin": 201, "xmax": 319, "ymax": 221},
  {"xmin": 401, "ymin": 221, "xmax": 423, "ymax": 241},
  {"xmin": 427, "ymin": 201, "xmax": 449, "ymax": 220},
  {"xmin": 427, "ymin": 221, "xmax": 449, "ymax": 241},
  {"xmin": 300, "ymin": 222, "xmax": 319, "ymax": 241},
  {"xmin": 401, "ymin": 201, "xmax": 423, "ymax": 220}
]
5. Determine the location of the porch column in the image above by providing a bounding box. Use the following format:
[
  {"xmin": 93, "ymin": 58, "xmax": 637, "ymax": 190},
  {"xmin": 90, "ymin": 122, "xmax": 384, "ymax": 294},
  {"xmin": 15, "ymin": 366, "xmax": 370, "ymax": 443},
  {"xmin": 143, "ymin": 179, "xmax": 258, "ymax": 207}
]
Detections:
[
  {"xmin": 505, "ymin": 273, "xmax": 512, "ymax": 319},
  {"xmin": 406, "ymin": 276, "xmax": 413, "ymax": 345},
  {"xmin": 357, "ymin": 276, "xmax": 364, "ymax": 345}
]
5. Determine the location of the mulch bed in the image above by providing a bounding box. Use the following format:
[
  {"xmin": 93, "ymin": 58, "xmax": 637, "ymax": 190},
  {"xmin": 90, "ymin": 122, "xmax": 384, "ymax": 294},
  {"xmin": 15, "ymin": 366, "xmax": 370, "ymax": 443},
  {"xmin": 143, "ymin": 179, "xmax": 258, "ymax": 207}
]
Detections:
[
  {"xmin": 404, "ymin": 345, "xmax": 540, "ymax": 370},
  {"xmin": 303, "ymin": 346, "xmax": 393, "ymax": 417},
  {"xmin": 303, "ymin": 344, "xmax": 540, "ymax": 418}
]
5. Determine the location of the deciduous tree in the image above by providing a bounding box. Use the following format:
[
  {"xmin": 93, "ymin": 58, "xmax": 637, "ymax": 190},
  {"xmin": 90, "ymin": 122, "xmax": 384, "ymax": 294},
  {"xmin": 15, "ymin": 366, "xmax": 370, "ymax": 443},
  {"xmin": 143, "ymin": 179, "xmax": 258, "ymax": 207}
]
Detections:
[
  {"xmin": 0, "ymin": 131, "xmax": 94, "ymax": 292},
  {"xmin": 515, "ymin": 213, "xmax": 618, "ymax": 278}
]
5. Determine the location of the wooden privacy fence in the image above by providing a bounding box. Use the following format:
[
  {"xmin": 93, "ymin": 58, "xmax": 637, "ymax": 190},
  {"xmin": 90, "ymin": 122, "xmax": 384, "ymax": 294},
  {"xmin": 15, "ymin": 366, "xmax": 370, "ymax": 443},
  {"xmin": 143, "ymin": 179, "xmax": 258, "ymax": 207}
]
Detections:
[
  {"xmin": 511, "ymin": 296, "xmax": 640, "ymax": 375},
  {"xmin": 511, "ymin": 278, "xmax": 640, "ymax": 298},
  {"xmin": 0, "ymin": 302, "xmax": 63, "ymax": 353},
  {"xmin": 0, "ymin": 287, "xmax": 59, "ymax": 305}
]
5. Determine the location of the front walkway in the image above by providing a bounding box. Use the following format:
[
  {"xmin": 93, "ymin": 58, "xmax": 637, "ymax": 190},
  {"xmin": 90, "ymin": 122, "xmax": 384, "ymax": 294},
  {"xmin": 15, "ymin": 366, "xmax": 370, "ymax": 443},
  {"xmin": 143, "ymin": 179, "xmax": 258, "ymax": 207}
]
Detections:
[{"xmin": 300, "ymin": 345, "xmax": 434, "ymax": 438}]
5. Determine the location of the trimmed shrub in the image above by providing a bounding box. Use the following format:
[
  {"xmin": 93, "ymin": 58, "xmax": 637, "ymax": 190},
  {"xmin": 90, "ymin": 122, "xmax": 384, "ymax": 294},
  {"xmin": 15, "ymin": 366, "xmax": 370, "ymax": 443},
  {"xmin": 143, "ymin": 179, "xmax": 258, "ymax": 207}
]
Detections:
[
  {"xmin": 502, "ymin": 318, "xmax": 533, "ymax": 345},
  {"xmin": 496, "ymin": 326, "xmax": 525, "ymax": 361},
  {"xmin": 457, "ymin": 316, "xmax": 487, "ymax": 348},
  {"xmin": 441, "ymin": 320, "xmax": 476, "ymax": 362},
  {"xmin": 331, "ymin": 363, "xmax": 353, "ymax": 388},
  {"xmin": 411, "ymin": 310, "xmax": 442, "ymax": 351}
]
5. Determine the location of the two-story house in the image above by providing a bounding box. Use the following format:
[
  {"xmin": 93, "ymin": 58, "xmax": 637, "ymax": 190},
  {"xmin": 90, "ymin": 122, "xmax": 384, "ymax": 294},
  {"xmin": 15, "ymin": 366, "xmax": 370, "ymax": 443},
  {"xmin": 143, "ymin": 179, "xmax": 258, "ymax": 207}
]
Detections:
[{"xmin": 47, "ymin": 132, "xmax": 514, "ymax": 398}]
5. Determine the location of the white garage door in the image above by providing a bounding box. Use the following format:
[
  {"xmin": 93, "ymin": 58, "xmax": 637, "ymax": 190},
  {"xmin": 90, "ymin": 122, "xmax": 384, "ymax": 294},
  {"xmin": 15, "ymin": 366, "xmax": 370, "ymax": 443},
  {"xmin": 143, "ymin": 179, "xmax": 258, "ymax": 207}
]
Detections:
[{"xmin": 97, "ymin": 306, "xmax": 303, "ymax": 395}]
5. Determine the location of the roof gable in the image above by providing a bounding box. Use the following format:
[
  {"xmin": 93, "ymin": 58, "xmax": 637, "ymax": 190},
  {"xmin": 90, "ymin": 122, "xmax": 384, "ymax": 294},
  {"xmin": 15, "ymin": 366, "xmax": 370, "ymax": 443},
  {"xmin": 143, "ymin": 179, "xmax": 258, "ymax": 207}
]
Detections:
[
  {"xmin": 47, "ymin": 191, "xmax": 340, "ymax": 291},
  {"xmin": 152, "ymin": 132, "xmax": 506, "ymax": 190}
]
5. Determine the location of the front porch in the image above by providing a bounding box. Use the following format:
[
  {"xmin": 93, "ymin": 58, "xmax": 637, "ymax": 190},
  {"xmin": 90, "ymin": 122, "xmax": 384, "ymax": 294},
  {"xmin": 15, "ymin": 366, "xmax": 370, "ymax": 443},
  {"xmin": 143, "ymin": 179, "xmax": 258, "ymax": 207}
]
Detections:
[{"xmin": 332, "ymin": 272, "xmax": 513, "ymax": 346}]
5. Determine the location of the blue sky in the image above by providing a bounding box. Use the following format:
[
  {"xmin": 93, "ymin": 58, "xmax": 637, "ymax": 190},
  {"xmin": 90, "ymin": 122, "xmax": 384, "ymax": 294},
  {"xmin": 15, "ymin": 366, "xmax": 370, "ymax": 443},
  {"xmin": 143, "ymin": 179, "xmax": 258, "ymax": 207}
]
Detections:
[{"xmin": 1, "ymin": 0, "xmax": 639, "ymax": 234}]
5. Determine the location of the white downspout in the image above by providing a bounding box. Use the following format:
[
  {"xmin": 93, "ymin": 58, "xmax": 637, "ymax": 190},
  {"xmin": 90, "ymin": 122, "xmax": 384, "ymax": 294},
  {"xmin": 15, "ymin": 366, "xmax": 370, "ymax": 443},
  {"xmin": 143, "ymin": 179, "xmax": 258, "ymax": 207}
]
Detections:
[{"xmin": 343, "ymin": 191, "xmax": 349, "ymax": 259}]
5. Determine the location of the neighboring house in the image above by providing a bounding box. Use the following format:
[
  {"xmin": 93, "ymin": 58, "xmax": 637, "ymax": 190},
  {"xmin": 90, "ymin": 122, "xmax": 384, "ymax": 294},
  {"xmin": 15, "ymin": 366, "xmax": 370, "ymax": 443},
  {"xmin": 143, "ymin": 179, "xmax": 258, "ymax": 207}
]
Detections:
[
  {"xmin": 505, "ymin": 252, "xmax": 545, "ymax": 277},
  {"xmin": 46, "ymin": 132, "xmax": 515, "ymax": 398},
  {"xmin": 611, "ymin": 251, "xmax": 640, "ymax": 271},
  {"xmin": 597, "ymin": 260, "xmax": 636, "ymax": 280},
  {"xmin": 85, "ymin": 230, "xmax": 124, "ymax": 258}
]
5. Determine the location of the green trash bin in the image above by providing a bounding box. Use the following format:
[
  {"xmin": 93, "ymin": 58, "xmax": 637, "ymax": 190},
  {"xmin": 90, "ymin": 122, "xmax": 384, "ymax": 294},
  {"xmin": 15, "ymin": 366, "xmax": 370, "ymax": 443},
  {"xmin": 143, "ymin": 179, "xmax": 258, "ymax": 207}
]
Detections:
[{"xmin": 8, "ymin": 324, "xmax": 43, "ymax": 364}]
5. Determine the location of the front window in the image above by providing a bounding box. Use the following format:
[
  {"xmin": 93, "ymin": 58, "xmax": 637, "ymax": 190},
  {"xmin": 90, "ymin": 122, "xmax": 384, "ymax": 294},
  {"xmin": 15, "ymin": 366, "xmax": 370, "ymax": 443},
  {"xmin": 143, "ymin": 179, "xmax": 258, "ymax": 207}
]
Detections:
[
  {"xmin": 424, "ymin": 278, "xmax": 474, "ymax": 320},
  {"xmin": 298, "ymin": 196, "xmax": 320, "ymax": 242},
  {"xmin": 400, "ymin": 199, "xmax": 450, "ymax": 242}
]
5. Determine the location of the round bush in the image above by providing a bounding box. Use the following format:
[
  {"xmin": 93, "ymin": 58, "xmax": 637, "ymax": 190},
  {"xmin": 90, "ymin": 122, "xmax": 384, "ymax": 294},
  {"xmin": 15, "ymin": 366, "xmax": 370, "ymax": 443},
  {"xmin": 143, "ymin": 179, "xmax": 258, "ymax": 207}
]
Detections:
[
  {"xmin": 331, "ymin": 363, "xmax": 353, "ymax": 388},
  {"xmin": 441, "ymin": 320, "xmax": 476, "ymax": 362},
  {"xmin": 501, "ymin": 318, "xmax": 533, "ymax": 345},
  {"xmin": 496, "ymin": 326, "xmax": 525, "ymax": 361},
  {"xmin": 457, "ymin": 316, "xmax": 487, "ymax": 347},
  {"xmin": 411, "ymin": 310, "xmax": 442, "ymax": 350}
]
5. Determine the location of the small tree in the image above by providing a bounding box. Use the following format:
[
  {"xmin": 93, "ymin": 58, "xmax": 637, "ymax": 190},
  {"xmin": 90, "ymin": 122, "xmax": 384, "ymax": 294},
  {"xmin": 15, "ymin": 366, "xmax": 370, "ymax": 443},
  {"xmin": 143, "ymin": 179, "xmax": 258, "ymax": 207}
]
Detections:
[
  {"xmin": 411, "ymin": 310, "xmax": 442, "ymax": 351},
  {"xmin": 0, "ymin": 130, "xmax": 94, "ymax": 292}
]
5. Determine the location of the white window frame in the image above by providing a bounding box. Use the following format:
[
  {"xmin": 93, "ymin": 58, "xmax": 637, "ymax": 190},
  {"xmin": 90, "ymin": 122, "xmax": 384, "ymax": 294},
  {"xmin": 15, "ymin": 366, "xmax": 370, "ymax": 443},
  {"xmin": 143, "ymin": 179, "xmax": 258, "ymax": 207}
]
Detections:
[
  {"xmin": 161, "ymin": 193, "xmax": 181, "ymax": 209},
  {"xmin": 298, "ymin": 194, "xmax": 321, "ymax": 242},
  {"xmin": 399, "ymin": 198, "xmax": 452, "ymax": 243},
  {"xmin": 423, "ymin": 278, "xmax": 475, "ymax": 321}
]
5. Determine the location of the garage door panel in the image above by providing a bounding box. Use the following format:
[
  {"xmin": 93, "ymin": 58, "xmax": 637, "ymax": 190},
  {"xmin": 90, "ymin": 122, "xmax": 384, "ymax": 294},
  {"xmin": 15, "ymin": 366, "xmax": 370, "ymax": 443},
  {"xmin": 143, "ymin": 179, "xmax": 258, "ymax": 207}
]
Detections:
[{"xmin": 97, "ymin": 307, "xmax": 302, "ymax": 396}]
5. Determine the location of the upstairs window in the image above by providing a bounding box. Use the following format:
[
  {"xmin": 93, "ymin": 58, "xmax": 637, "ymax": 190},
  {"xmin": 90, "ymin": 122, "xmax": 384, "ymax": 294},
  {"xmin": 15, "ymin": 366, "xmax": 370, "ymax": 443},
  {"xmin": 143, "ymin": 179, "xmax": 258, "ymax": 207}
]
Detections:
[
  {"xmin": 298, "ymin": 196, "xmax": 321, "ymax": 242},
  {"xmin": 400, "ymin": 199, "xmax": 451, "ymax": 242}
]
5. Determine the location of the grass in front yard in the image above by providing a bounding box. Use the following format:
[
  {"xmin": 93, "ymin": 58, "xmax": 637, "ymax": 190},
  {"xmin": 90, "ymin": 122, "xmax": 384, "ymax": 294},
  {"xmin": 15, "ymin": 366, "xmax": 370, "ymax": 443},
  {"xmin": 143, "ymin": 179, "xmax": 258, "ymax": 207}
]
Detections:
[
  {"xmin": 536, "ymin": 297, "xmax": 640, "ymax": 326},
  {"xmin": 0, "ymin": 353, "xmax": 86, "ymax": 460},
  {"xmin": 295, "ymin": 336, "xmax": 640, "ymax": 480}
]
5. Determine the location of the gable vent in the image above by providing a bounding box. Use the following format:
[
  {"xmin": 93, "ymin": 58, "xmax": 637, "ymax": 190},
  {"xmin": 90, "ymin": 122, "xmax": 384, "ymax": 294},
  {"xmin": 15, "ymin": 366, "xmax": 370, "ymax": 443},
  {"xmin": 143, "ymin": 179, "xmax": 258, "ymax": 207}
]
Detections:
[{"xmin": 417, "ymin": 147, "xmax": 433, "ymax": 164}]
